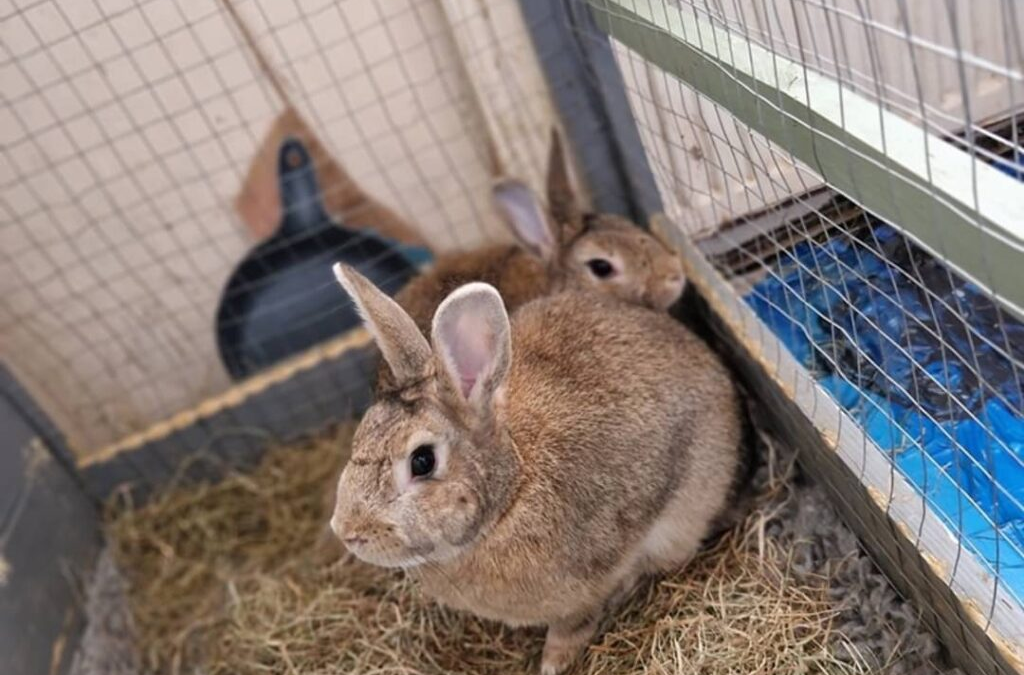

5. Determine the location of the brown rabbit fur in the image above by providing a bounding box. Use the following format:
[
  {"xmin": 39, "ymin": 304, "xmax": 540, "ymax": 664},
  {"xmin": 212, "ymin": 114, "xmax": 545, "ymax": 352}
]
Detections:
[
  {"xmin": 396, "ymin": 131, "xmax": 686, "ymax": 331},
  {"xmin": 330, "ymin": 264, "xmax": 743, "ymax": 674},
  {"xmin": 374, "ymin": 129, "xmax": 685, "ymax": 392}
]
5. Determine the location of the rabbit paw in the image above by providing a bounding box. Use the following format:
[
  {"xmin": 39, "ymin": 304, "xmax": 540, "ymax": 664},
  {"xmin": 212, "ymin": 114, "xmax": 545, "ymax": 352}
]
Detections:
[{"xmin": 540, "ymin": 612, "xmax": 600, "ymax": 675}]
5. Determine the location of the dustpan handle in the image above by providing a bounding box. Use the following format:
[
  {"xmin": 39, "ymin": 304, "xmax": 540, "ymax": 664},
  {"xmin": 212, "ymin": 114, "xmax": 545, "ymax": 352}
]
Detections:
[{"xmin": 277, "ymin": 137, "xmax": 331, "ymax": 237}]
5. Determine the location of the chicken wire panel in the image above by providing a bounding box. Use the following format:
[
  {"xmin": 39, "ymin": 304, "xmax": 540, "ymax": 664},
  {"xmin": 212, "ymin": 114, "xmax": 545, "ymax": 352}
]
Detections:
[
  {"xmin": 0, "ymin": 0, "xmax": 562, "ymax": 459},
  {"xmin": 676, "ymin": 230, "xmax": 1024, "ymax": 674},
  {"xmin": 592, "ymin": 0, "xmax": 1024, "ymax": 320},
  {"xmin": 607, "ymin": 0, "xmax": 1024, "ymax": 241},
  {"xmin": 571, "ymin": 0, "xmax": 1024, "ymax": 671}
]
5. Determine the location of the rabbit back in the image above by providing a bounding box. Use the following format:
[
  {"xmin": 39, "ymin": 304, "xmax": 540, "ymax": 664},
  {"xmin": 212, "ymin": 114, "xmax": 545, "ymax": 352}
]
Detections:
[
  {"xmin": 416, "ymin": 291, "xmax": 742, "ymax": 624},
  {"xmin": 373, "ymin": 245, "xmax": 551, "ymax": 390},
  {"xmin": 394, "ymin": 244, "xmax": 551, "ymax": 334}
]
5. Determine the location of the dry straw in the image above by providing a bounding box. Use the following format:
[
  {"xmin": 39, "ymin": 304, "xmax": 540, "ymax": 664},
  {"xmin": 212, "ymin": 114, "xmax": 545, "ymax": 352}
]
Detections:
[{"xmin": 107, "ymin": 424, "xmax": 884, "ymax": 674}]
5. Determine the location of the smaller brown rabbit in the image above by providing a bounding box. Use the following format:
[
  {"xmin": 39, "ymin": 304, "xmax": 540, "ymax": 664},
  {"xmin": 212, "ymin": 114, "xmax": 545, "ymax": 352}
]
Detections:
[
  {"xmin": 376, "ymin": 129, "xmax": 685, "ymax": 390},
  {"xmin": 397, "ymin": 130, "xmax": 685, "ymax": 330}
]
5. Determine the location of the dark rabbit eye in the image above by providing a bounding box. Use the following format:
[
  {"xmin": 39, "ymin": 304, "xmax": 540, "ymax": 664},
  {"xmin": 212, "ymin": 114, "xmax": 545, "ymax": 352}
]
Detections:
[
  {"xmin": 586, "ymin": 258, "xmax": 614, "ymax": 279},
  {"xmin": 410, "ymin": 444, "xmax": 436, "ymax": 478}
]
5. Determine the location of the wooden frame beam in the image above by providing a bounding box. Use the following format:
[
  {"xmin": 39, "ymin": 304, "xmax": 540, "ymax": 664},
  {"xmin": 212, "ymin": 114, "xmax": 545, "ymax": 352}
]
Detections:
[{"xmin": 587, "ymin": 0, "xmax": 1024, "ymax": 317}]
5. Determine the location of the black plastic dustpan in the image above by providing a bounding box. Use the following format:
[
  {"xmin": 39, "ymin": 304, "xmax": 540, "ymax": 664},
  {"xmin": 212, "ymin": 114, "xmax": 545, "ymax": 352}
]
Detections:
[{"xmin": 215, "ymin": 137, "xmax": 426, "ymax": 380}]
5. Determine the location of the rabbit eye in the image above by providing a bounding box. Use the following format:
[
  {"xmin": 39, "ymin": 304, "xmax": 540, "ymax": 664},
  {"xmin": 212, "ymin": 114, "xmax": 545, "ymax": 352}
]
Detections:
[
  {"xmin": 410, "ymin": 444, "xmax": 436, "ymax": 478},
  {"xmin": 586, "ymin": 258, "xmax": 615, "ymax": 279}
]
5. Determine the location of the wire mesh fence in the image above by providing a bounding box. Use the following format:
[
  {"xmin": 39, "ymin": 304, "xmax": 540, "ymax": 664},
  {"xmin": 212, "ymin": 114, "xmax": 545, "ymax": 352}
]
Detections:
[
  {"xmin": 4, "ymin": 0, "xmax": 1024, "ymax": 670},
  {"xmin": 1, "ymin": 0, "xmax": 562, "ymax": 458},
  {"xmin": 577, "ymin": 0, "xmax": 1024, "ymax": 669}
]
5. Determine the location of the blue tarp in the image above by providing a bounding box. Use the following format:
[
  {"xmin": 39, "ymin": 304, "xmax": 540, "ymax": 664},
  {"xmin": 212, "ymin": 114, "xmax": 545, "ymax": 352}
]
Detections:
[{"xmin": 745, "ymin": 222, "xmax": 1024, "ymax": 594}]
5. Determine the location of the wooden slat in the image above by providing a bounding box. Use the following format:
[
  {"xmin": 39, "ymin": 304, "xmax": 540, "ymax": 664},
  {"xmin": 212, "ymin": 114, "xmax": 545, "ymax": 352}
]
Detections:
[
  {"xmin": 78, "ymin": 337, "xmax": 377, "ymax": 503},
  {"xmin": 516, "ymin": 0, "xmax": 663, "ymax": 223},
  {"xmin": 0, "ymin": 395, "xmax": 100, "ymax": 675}
]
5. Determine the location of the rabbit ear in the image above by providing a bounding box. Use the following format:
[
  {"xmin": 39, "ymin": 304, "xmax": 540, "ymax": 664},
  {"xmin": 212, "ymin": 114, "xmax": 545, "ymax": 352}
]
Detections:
[
  {"xmin": 431, "ymin": 283, "xmax": 511, "ymax": 408},
  {"xmin": 492, "ymin": 179, "xmax": 556, "ymax": 261},
  {"xmin": 546, "ymin": 128, "xmax": 583, "ymax": 243},
  {"xmin": 333, "ymin": 263, "xmax": 431, "ymax": 386}
]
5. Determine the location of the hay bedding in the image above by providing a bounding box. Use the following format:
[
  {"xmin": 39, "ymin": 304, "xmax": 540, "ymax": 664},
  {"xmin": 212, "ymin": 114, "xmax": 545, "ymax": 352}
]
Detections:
[{"xmin": 72, "ymin": 415, "xmax": 957, "ymax": 675}]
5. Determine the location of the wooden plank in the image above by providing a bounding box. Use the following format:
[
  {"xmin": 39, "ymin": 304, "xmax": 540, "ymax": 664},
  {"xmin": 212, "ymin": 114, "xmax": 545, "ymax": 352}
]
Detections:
[
  {"xmin": 78, "ymin": 339, "xmax": 376, "ymax": 503},
  {"xmin": 79, "ymin": 328, "xmax": 373, "ymax": 469},
  {"xmin": 517, "ymin": 0, "xmax": 663, "ymax": 223},
  {"xmin": 588, "ymin": 0, "xmax": 1024, "ymax": 318},
  {"xmin": 0, "ymin": 393, "xmax": 101, "ymax": 675},
  {"xmin": 695, "ymin": 187, "xmax": 835, "ymax": 258}
]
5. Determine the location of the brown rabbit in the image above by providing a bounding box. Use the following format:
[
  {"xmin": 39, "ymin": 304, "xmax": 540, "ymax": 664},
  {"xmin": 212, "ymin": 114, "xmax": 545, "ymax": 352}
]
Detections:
[
  {"xmin": 330, "ymin": 264, "xmax": 744, "ymax": 674},
  {"xmin": 393, "ymin": 130, "xmax": 684, "ymax": 331},
  {"xmin": 375, "ymin": 129, "xmax": 685, "ymax": 391}
]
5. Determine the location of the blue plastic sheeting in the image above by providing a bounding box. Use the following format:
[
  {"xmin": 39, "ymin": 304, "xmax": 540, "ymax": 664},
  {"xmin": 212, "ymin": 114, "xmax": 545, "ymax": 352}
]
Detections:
[
  {"xmin": 745, "ymin": 222, "xmax": 1024, "ymax": 596},
  {"xmin": 995, "ymin": 150, "xmax": 1024, "ymax": 181},
  {"xmin": 391, "ymin": 240, "xmax": 434, "ymax": 268}
]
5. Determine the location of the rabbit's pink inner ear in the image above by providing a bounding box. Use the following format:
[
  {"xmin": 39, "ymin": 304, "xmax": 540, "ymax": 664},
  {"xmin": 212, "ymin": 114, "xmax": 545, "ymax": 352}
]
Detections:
[
  {"xmin": 432, "ymin": 283, "xmax": 511, "ymax": 405},
  {"xmin": 492, "ymin": 180, "xmax": 555, "ymax": 261},
  {"xmin": 448, "ymin": 314, "xmax": 496, "ymax": 398}
]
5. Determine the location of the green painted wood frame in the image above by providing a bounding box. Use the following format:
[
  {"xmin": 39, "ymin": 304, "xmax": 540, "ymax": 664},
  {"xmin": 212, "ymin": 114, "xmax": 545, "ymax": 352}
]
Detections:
[{"xmin": 586, "ymin": 0, "xmax": 1024, "ymax": 317}]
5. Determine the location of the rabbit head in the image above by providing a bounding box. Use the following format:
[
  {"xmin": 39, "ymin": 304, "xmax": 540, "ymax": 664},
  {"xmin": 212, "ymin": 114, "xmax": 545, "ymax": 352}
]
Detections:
[
  {"xmin": 492, "ymin": 129, "xmax": 686, "ymax": 311},
  {"xmin": 330, "ymin": 263, "xmax": 518, "ymax": 569}
]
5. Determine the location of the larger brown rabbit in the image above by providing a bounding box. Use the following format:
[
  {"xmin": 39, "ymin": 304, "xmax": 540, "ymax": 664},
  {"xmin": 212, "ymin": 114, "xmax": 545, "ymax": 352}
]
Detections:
[{"xmin": 330, "ymin": 264, "xmax": 744, "ymax": 674}]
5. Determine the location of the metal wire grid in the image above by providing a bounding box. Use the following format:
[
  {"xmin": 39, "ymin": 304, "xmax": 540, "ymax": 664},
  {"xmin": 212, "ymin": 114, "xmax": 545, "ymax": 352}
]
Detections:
[
  {"xmin": 3, "ymin": 0, "xmax": 1023, "ymax": 638},
  {"xmin": 677, "ymin": 1, "xmax": 1023, "ymax": 142},
  {"xmin": 0, "ymin": 0, "xmax": 554, "ymax": 455},
  {"xmin": 572, "ymin": 0, "xmax": 1024, "ymax": 665}
]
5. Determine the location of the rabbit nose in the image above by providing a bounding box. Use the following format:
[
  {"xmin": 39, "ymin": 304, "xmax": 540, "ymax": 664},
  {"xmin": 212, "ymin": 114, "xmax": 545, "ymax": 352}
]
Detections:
[
  {"xmin": 331, "ymin": 507, "xmax": 378, "ymax": 549},
  {"xmin": 331, "ymin": 517, "xmax": 368, "ymax": 549},
  {"xmin": 330, "ymin": 511, "xmax": 352, "ymax": 541},
  {"xmin": 646, "ymin": 276, "xmax": 685, "ymax": 309},
  {"xmin": 665, "ymin": 275, "xmax": 685, "ymax": 294}
]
